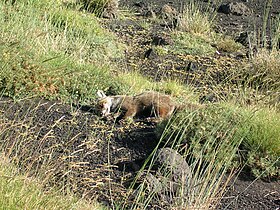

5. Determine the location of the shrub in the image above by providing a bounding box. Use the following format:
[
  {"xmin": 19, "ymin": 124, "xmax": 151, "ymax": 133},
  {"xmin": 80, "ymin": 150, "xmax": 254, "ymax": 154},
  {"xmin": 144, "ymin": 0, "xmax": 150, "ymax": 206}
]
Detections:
[
  {"xmin": 157, "ymin": 104, "xmax": 280, "ymax": 179},
  {"xmin": 0, "ymin": 155, "xmax": 102, "ymax": 210},
  {"xmin": 178, "ymin": 1, "xmax": 214, "ymax": 36},
  {"xmin": 236, "ymin": 108, "xmax": 280, "ymax": 178},
  {"xmin": 250, "ymin": 49, "xmax": 280, "ymax": 91},
  {"xmin": 130, "ymin": 105, "xmax": 244, "ymax": 209}
]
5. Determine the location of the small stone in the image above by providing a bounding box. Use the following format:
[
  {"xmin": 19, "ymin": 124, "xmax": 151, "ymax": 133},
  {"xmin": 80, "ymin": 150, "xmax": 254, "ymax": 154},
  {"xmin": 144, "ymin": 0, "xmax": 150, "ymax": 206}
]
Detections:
[
  {"xmin": 151, "ymin": 34, "xmax": 173, "ymax": 46},
  {"xmin": 235, "ymin": 31, "xmax": 253, "ymax": 47},
  {"xmin": 186, "ymin": 61, "xmax": 199, "ymax": 72},
  {"xmin": 142, "ymin": 7, "xmax": 156, "ymax": 18},
  {"xmin": 134, "ymin": 1, "xmax": 146, "ymax": 8},
  {"xmin": 199, "ymin": 94, "xmax": 218, "ymax": 103},
  {"xmin": 144, "ymin": 48, "xmax": 158, "ymax": 59}
]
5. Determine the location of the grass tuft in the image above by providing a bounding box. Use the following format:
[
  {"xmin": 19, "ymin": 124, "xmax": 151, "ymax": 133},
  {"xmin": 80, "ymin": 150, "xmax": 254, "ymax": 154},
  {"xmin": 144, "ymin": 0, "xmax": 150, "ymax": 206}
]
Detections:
[
  {"xmin": 178, "ymin": 0, "xmax": 214, "ymax": 36},
  {"xmin": 171, "ymin": 32, "xmax": 216, "ymax": 55},
  {"xmin": 215, "ymin": 36, "xmax": 244, "ymax": 53},
  {"xmin": 251, "ymin": 49, "xmax": 280, "ymax": 91},
  {"xmin": 0, "ymin": 155, "xmax": 103, "ymax": 210},
  {"xmin": 126, "ymin": 104, "xmax": 243, "ymax": 209},
  {"xmin": 78, "ymin": 0, "xmax": 118, "ymax": 17},
  {"xmin": 236, "ymin": 107, "xmax": 280, "ymax": 178}
]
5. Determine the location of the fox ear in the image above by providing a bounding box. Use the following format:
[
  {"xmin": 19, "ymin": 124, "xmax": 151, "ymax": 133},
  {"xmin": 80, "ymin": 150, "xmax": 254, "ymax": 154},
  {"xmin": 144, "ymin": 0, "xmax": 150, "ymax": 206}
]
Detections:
[{"xmin": 97, "ymin": 90, "xmax": 107, "ymax": 98}]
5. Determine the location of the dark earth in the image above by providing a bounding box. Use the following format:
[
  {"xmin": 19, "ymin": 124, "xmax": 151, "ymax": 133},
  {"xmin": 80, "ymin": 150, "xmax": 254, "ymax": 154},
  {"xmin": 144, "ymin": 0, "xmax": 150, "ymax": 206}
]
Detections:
[{"xmin": 1, "ymin": 0, "xmax": 280, "ymax": 209}]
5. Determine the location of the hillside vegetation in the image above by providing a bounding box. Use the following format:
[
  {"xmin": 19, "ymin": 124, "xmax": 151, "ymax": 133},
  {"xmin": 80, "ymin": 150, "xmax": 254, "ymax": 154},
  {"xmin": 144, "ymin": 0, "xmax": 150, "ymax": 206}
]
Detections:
[
  {"xmin": 0, "ymin": 0, "xmax": 279, "ymax": 209},
  {"xmin": 0, "ymin": 155, "xmax": 103, "ymax": 210}
]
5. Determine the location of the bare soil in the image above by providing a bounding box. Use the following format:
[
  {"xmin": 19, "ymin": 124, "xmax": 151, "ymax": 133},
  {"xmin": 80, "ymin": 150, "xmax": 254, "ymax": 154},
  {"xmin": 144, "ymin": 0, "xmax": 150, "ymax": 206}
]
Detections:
[
  {"xmin": 218, "ymin": 172, "xmax": 280, "ymax": 209},
  {"xmin": 1, "ymin": 0, "xmax": 280, "ymax": 209},
  {"xmin": 0, "ymin": 97, "xmax": 158, "ymax": 207}
]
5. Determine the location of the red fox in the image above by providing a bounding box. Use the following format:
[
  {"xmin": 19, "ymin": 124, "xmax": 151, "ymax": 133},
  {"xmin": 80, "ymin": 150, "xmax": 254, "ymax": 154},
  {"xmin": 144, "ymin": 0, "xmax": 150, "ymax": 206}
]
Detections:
[{"xmin": 96, "ymin": 90, "xmax": 200, "ymax": 121}]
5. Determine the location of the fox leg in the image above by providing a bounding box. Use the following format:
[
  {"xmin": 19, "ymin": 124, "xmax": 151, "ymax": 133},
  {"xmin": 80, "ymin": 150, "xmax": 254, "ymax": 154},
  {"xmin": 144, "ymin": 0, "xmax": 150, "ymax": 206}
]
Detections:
[
  {"xmin": 123, "ymin": 108, "xmax": 137, "ymax": 119},
  {"xmin": 157, "ymin": 105, "xmax": 175, "ymax": 119}
]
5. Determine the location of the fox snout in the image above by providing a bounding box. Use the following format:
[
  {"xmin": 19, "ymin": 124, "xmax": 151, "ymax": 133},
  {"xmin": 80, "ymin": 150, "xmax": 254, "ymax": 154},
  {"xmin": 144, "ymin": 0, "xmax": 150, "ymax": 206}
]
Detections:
[
  {"xmin": 96, "ymin": 90, "xmax": 113, "ymax": 117},
  {"xmin": 96, "ymin": 100, "xmax": 111, "ymax": 117},
  {"xmin": 100, "ymin": 104, "xmax": 110, "ymax": 117}
]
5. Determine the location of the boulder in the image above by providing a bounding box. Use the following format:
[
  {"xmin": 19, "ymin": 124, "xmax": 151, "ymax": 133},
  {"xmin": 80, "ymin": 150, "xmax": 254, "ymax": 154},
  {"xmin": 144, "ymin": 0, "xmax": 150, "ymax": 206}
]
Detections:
[
  {"xmin": 143, "ymin": 147, "xmax": 192, "ymax": 203},
  {"xmin": 218, "ymin": 2, "xmax": 252, "ymax": 16},
  {"xmin": 155, "ymin": 148, "xmax": 191, "ymax": 183}
]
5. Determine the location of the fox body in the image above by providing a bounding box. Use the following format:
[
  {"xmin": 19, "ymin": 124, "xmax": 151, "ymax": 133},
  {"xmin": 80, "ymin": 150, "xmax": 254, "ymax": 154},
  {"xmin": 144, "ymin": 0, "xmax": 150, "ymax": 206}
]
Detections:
[{"xmin": 96, "ymin": 90, "xmax": 182, "ymax": 120}]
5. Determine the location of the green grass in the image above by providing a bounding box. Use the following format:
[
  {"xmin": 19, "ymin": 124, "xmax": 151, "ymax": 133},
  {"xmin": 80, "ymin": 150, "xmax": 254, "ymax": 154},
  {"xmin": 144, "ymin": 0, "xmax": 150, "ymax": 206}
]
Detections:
[
  {"xmin": 0, "ymin": 0, "xmax": 198, "ymax": 102},
  {"xmin": 126, "ymin": 105, "xmax": 243, "ymax": 209},
  {"xmin": 1, "ymin": 0, "xmax": 123, "ymax": 60},
  {"xmin": 173, "ymin": 0, "xmax": 245, "ymax": 56},
  {"xmin": 250, "ymin": 49, "xmax": 280, "ymax": 91},
  {"xmin": 78, "ymin": 0, "xmax": 112, "ymax": 16},
  {"xmin": 0, "ymin": 0, "xmax": 124, "ymax": 101},
  {"xmin": 235, "ymin": 107, "xmax": 280, "ymax": 178},
  {"xmin": 156, "ymin": 103, "xmax": 280, "ymax": 178},
  {"xmin": 215, "ymin": 35, "xmax": 244, "ymax": 53},
  {"xmin": 116, "ymin": 72, "xmax": 197, "ymax": 101},
  {"xmin": 0, "ymin": 155, "xmax": 103, "ymax": 210},
  {"xmin": 238, "ymin": 108, "xmax": 280, "ymax": 156},
  {"xmin": 0, "ymin": 41, "xmax": 125, "ymax": 102},
  {"xmin": 170, "ymin": 32, "xmax": 216, "ymax": 55}
]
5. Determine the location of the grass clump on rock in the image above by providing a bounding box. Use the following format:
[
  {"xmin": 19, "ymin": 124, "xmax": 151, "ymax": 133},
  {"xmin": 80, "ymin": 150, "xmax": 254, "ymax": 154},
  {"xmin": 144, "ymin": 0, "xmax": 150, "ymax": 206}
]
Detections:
[
  {"xmin": 157, "ymin": 104, "xmax": 280, "ymax": 179},
  {"xmin": 128, "ymin": 105, "xmax": 243, "ymax": 209},
  {"xmin": 127, "ymin": 103, "xmax": 279, "ymax": 208}
]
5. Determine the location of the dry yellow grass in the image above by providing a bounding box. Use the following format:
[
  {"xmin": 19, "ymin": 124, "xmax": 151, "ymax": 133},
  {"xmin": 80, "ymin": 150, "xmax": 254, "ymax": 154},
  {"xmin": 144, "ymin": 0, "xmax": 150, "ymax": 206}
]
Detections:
[{"xmin": 252, "ymin": 49, "xmax": 280, "ymax": 79}]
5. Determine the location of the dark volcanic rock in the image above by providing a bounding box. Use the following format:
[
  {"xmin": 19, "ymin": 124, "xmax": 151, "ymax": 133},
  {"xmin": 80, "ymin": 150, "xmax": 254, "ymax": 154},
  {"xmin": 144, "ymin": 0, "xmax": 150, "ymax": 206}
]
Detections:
[
  {"xmin": 155, "ymin": 148, "xmax": 191, "ymax": 182},
  {"xmin": 151, "ymin": 33, "xmax": 173, "ymax": 45},
  {"xmin": 235, "ymin": 31, "xmax": 252, "ymax": 47},
  {"xmin": 218, "ymin": 173, "xmax": 280, "ymax": 210},
  {"xmin": 142, "ymin": 148, "xmax": 192, "ymax": 206},
  {"xmin": 186, "ymin": 61, "xmax": 200, "ymax": 72},
  {"xmin": 134, "ymin": 1, "xmax": 156, "ymax": 18},
  {"xmin": 144, "ymin": 48, "xmax": 158, "ymax": 59},
  {"xmin": 218, "ymin": 2, "xmax": 252, "ymax": 16}
]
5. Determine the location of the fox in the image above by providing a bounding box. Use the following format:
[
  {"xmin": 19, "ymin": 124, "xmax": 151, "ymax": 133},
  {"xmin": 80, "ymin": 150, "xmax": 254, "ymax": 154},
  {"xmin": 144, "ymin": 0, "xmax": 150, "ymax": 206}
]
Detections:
[{"xmin": 95, "ymin": 90, "xmax": 201, "ymax": 121}]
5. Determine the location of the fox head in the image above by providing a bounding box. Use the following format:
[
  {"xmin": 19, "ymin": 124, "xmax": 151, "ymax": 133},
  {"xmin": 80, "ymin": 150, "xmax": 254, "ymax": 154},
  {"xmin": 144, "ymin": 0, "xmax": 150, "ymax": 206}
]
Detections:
[{"xmin": 96, "ymin": 90, "xmax": 112, "ymax": 117}]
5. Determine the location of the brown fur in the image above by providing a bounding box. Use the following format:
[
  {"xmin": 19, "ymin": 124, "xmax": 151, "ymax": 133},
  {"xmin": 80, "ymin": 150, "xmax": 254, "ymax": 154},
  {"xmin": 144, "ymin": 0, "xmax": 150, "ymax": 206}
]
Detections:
[
  {"xmin": 124, "ymin": 91, "xmax": 176, "ymax": 119},
  {"xmin": 96, "ymin": 90, "xmax": 202, "ymax": 121}
]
